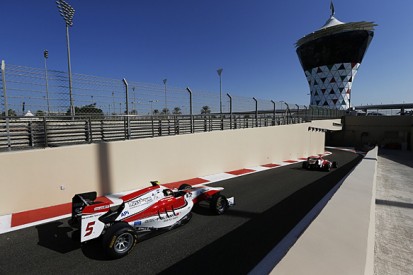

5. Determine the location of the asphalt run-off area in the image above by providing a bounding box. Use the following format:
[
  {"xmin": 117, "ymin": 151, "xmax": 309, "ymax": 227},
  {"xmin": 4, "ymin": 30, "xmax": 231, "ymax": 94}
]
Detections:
[{"xmin": 0, "ymin": 149, "xmax": 361, "ymax": 274}]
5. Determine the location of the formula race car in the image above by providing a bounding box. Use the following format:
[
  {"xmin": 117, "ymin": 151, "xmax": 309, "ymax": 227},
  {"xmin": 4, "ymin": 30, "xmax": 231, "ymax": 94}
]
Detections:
[
  {"xmin": 69, "ymin": 181, "xmax": 234, "ymax": 259},
  {"xmin": 302, "ymin": 156, "xmax": 338, "ymax": 171}
]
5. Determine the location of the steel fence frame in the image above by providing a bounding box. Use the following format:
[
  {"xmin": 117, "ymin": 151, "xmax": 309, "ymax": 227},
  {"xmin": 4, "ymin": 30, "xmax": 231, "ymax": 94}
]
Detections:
[{"xmin": 1, "ymin": 61, "xmax": 346, "ymax": 151}]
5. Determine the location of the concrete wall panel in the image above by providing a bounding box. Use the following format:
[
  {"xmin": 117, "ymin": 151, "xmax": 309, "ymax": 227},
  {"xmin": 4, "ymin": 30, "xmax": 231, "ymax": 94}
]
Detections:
[{"xmin": 0, "ymin": 121, "xmax": 331, "ymax": 215}]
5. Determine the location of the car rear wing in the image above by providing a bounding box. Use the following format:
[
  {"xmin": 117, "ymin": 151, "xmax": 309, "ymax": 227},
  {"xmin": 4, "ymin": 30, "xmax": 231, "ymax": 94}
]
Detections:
[{"xmin": 69, "ymin": 191, "xmax": 97, "ymax": 228}]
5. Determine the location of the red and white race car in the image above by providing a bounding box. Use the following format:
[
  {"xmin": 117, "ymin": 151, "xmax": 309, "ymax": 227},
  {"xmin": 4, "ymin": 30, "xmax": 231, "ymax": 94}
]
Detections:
[
  {"xmin": 69, "ymin": 181, "xmax": 234, "ymax": 259},
  {"xmin": 302, "ymin": 156, "xmax": 338, "ymax": 171}
]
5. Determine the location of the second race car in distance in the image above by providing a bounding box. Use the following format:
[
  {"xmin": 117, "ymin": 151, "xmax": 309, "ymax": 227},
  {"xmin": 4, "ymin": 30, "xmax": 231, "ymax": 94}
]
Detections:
[{"xmin": 302, "ymin": 156, "xmax": 338, "ymax": 172}]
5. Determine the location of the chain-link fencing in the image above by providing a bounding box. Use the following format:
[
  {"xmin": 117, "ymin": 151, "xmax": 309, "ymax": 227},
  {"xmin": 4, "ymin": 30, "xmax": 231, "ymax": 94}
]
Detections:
[{"xmin": 0, "ymin": 61, "xmax": 346, "ymax": 151}]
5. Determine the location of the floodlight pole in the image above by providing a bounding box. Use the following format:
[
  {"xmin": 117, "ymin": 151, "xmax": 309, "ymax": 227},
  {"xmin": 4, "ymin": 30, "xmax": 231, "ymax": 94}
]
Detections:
[
  {"xmin": 56, "ymin": 0, "xmax": 75, "ymax": 119},
  {"xmin": 66, "ymin": 25, "xmax": 74, "ymax": 118}
]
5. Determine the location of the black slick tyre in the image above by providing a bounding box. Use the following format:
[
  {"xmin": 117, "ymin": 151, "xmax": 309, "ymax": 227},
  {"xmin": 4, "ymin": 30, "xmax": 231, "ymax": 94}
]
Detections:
[
  {"xmin": 210, "ymin": 194, "xmax": 229, "ymax": 215},
  {"xmin": 302, "ymin": 161, "xmax": 308, "ymax": 169},
  {"xmin": 178, "ymin": 184, "xmax": 192, "ymax": 191},
  {"xmin": 102, "ymin": 222, "xmax": 137, "ymax": 259}
]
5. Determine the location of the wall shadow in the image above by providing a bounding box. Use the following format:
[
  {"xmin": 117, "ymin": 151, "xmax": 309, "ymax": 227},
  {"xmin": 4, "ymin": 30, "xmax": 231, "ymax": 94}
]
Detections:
[
  {"xmin": 378, "ymin": 148, "xmax": 413, "ymax": 169},
  {"xmin": 97, "ymin": 142, "xmax": 113, "ymax": 195}
]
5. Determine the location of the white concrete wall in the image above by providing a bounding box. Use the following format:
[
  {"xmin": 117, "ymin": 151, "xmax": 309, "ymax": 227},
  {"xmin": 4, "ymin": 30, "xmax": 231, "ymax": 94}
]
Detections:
[
  {"xmin": 272, "ymin": 147, "xmax": 378, "ymax": 275},
  {"xmin": 0, "ymin": 121, "xmax": 330, "ymax": 215}
]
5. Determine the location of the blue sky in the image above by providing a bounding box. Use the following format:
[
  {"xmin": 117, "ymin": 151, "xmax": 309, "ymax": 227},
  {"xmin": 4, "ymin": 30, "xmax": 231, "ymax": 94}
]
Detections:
[{"xmin": 1, "ymin": 0, "xmax": 412, "ymax": 106}]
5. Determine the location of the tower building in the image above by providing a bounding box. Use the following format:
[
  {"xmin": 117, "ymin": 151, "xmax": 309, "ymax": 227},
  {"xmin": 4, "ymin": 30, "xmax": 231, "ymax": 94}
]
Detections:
[{"xmin": 296, "ymin": 3, "xmax": 376, "ymax": 110}]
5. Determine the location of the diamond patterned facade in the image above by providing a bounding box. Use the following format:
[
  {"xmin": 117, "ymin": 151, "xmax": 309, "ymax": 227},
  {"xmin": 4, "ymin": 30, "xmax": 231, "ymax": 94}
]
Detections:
[
  {"xmin": 305, "ymin": 62, "xmax": 360, "ymax": 110},
  {"xmin": 295, "ymin": 6, "xmax": 376, "ymax": 110}
]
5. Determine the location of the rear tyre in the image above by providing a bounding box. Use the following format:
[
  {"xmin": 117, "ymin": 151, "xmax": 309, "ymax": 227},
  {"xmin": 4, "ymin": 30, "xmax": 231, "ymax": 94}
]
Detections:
[
  {"xmin": 324, "ymin": 164, "xmax": 331, "ymax": 172},
  {"xmin": 332, "ymin": 161, "xmax": 338, "ymax": 168},
  {"xmin": 210, "ymin": 194, "xmax": 229, "ymax": 215},
  {"xmin": 302, "ymin": 161, "xmax": 308, "ymax": 169},
  {"xmin": 178, "ymin": 184, "xmax": 192, "ymax": 191},
  {"xmin": 102, "ymin": 222, "xmax": 137, "ymax": 259}
]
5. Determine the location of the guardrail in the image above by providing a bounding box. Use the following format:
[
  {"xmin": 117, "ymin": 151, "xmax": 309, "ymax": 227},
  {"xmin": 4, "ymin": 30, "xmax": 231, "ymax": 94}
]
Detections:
[
  {"xmin": 1, "ymin": 62, "xmax": 347, "ymax": 151},
  {"xmin": 1, "ymin": 113, "xmax": 306, "ymax": 151}
]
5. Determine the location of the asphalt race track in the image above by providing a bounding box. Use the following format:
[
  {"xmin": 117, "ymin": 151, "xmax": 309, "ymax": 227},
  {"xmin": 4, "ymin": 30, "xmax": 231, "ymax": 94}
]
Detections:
[{"xmin": 0, "ymin": 149, "xmax": 362, "ymax": 274}]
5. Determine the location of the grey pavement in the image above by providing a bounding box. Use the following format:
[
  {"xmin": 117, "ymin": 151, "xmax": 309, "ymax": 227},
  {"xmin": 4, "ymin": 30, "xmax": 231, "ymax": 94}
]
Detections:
[{"xmin": 375, "ymin": 149, "xmax": 413, "ymax": 275}]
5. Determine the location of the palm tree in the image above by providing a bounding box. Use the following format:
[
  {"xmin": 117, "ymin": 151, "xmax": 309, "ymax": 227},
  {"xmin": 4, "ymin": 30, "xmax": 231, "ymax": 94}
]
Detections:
[
  {"xmin": 153, "ymin": 109, "xmax": 160, "ymax": 116},
  {"xmin": 201, "ymin": 105, "xmax": 211, "ymax": 114},
  {"xmin": 161, "ymin": 108, "xmax": 170, "ymax": 115},
  {"xmin": 172, "ymin": 107, "xmax": 182, "ymax": 115}
]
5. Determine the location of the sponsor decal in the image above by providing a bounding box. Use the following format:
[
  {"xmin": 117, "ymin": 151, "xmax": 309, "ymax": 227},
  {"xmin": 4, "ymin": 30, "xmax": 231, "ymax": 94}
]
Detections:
[
  {"xmin": 144, "ymin": 218, "xmax": 158, "ymax": 224},
  {"xmin": 94, "ymin": 205, "xmax": 109, "ymax": 211},
  {"xmin": 128, "ymin": 197, "xmax": 154, "ymax": 208},
  {"xmin": 162, "ymin": 215, "xmax": 179, "ymax": 223},
  {"xmin": 109, "ymin": 236, "xmax": 116, "ymax": 248},
  {"xmin": 134, "ymin": 220, "xmax": 142, "ymax": 226},
  {"xmin": 121, "ymin": 210, "xmax": 130, "ymax": 217}
]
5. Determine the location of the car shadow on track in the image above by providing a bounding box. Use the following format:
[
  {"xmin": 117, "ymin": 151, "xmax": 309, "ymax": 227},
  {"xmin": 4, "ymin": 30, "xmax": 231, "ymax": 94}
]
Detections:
[
  {"xmin": 35, "ymin": 220, "xmax": 110, "ymax": 260},
  {"xmin": 36, "ymin": 221, "xmax": 80, "ymax": 254}
]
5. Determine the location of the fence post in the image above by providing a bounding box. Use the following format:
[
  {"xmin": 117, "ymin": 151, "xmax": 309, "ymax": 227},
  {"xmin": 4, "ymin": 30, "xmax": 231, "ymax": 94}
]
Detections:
[
  {"xmin": 186, "ymin": 87, "xmax": 193, "ymax": 133},
  {"xmin": 1, "ymin": 60, "xmax": 11, "ymax": 150},
  {"xmin": 122, "ymin": 78, "xmax": 131, "ymax": 139},
  {"xmin": 43, "ymin": 116, "xmax": 48, "ymax": 148},
  {"xmin": 88, "ymin": 117, "xmax": 93, "ymax": 143},
  {"xmin": 253, "ymin": 97, "xmax": 258, "ymax": 127},
  {"xmin": 271, "ymin": 100, "xmax": 276, "ymax": 126},
  {"xmin": 28, "ymin": 121, "xmax": 34, "ymax": 147},
  {"xmin": 151, "ymin": 116, "xmax": 154, "ymax": 137},
  {"xmin": 227, "ymin": 93, "xmax": 232, "ymax": 129},
  {"xmin": 304, "ymin": 105, "xmax": 308, "ymax": 121}
]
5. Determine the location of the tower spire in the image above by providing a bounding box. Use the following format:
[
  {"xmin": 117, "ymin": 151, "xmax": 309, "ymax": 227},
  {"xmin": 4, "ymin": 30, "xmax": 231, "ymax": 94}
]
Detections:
[{"xmin": 330, "ymin": 1, "xmax": 335, "ymax": 17}]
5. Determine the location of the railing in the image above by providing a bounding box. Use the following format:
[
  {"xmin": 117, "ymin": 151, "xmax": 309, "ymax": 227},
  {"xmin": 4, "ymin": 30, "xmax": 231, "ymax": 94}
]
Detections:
[
  {"xmin": 0, "ymin": 107, "xmax": 344, "ymax": 152},
  {"xmin": 1, "ymin": 61, "xmax": 346, "ymax": 151}
]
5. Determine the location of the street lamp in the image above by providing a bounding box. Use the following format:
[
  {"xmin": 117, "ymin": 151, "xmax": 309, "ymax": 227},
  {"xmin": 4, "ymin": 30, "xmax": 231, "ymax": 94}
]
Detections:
[
  {"xmin": 56, "ymin": 0, "xmax": 75, "ymax": 118},
  {"xmin": 217, "ymin": 68, "xmax": 223, "ymax": 115},
  {"xmin": 163, "ymin": 79, "xmax": 167, "ymax": 113}
]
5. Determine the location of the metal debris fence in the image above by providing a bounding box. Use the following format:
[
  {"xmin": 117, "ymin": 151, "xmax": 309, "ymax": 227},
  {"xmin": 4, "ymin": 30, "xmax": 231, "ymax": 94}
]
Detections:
[{"xmin": 0, "ymin": 61, "xmax": 345, "ymax": 151}]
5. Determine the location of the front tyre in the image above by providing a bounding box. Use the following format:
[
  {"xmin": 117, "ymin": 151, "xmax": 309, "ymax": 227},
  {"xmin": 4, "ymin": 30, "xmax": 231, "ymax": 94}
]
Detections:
[
  {"xmin": 210, "ymin": 194, "xmax": 229, "ymax": 215},
  {"xmin": 102, "ymin": 222, "xmax": 137, "ymax": 259}
]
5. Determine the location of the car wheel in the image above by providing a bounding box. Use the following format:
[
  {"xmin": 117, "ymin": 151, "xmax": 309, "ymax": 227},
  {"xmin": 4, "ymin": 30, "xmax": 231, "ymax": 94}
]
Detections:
[
  {"xmin": 178, "ymin": 184, "xmax": 192, "ymax": 191},
  {"xmin": 324, "ymin": 164, "xmax": 331, "ymax": 172},
  {"xmin": 210, "ymin": 194, "xmax": 228, "ymax": 215},
  {"xmin": 332, "ymin": 161, "xmax": 338, "ymax": 168},
  {"xmin": 102, "ymin": 222, "xmax": 137, "ymax": 259}
]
